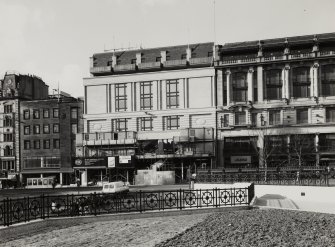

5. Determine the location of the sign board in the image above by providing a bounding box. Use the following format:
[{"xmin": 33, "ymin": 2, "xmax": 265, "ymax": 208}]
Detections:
[
  {"xmin": 119, "ymin": 155, "xmax": 131, "ymax": 164},
  {"xmin": 72, "ymin": 157, "xmax": 106, "ymax": 168},
  {"xmin": 231, "ymin": 156, "xmax": 251, "ymax": 164},
  {"xmin": 107, "ymin": 157, "xmax": 116, "ymax": 168}
]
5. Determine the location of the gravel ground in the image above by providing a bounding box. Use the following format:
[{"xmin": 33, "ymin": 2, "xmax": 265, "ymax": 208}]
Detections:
[
  {"xmin": 157, "ymin": 209, "xmax": 335, "ymax": 247},
  {"xmin": 0, "ymin": 213, "xmax": 209, "ymax": 247}
]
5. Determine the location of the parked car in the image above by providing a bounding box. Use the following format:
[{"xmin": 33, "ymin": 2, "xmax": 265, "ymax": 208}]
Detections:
[{"xmin": 102, "ymin": 181, "xmax": 129, "ymax": 194}]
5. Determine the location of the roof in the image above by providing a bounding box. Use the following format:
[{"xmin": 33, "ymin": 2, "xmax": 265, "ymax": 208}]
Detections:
[{"xmin": 93, "ymin": 42, "xmax": 214, "ymax": 66}]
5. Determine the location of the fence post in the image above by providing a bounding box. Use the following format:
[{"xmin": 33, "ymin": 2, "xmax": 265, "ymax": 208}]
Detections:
[
  {"xmin": 179, "ymin": 189, "xmax": 183, "ymax": 210},
  {"xmin": 139, "ymin": 190, "xmax": 142, "ymax": 213},
  {"xmin": 41, "ymin": 194, "xmax": 45, "ymax": 220}
]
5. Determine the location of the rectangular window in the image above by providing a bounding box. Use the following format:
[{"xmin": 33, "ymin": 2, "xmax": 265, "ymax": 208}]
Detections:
[
  {"xmin": 33, "ymin": 109, "xmax": 40, "ymax": 119},
  {"xmin": 164, "ymin": 116, "xmax": 180, "ymax": 130},
  {"xmin": 4, "ymin": 105, "xmax": 13, "ymax": 113},
  {"xmin": 191, "ymin": 52, "xmax": 197, "ymax": 58},
  {"xmin": 53, "ymin": 124, "xmax": 59, "ymax": 133},
  {"xmin": 251, "ymin": 113, "xmax": 257, "ymax": 126},
  {"xmin": 235, "ymin": 112, "xmax": 246, "ymax": 125},
  {"xmin": 34, "ymin": 140, "xmax": 40, "ymax": 149},
  {"xmin": 131, "ymin": 59, "xmax": 136, "ymax": 64},
  {"xmin": 71, "ymin": 123, "xmax": 78, "ymax": 134},
  {"xmin": 156, "ymin": 57, "xmax": 161, "ymax": 62},
  {"xmin": 166, "ymin": 80, "xmax": 179, "ymax": 108},
  {"xmin": 24, "ymin": 110, "xmax": 30, "ymax": 120},
  {"xmin": 4, "ymin": 134, "xmax": 13, "ymax": 142},
  {"xmin": 3, "ymin": 116, "xmax": 12, "ymax": 127},
  {"xmin": 43, "ymin": 124, "xmax": 50, "ymax": 134},
  {"xmin": 296, "ymin": 108, "xmax": 309, "ymax": 124},
  {"xmin": 232, "ymin": 72, "xmax": 248, "ymax": 102},
  {"xmin": 139, "ymin": 117, "xmax": 153, "ymax": 131},
  {"xmin": 53, "ymin": 108, "xmax": 59, "ymax": 118},
  {"xmin": 265, "ymin": 69, "xmax": 282, "ymax": 100},
  {"xmin": 292, "ymin": 67, "xmax": 311, "ymax": 98},
  {"xmin": 181, "ymin": 54, "xmax": 187, "ymax": 60},
  {"xmin": 112, "ymin": 119, "xmax": 128, "ymax": 132},
  {"xmin": 24, "ymin": 126, "xmax": 30, "ymax": 135},
  {"xmin": 115, "ymin": 84, "xmax": 127, "ymax": 112},
  {"xmin": 269, "ymin": 110, "xmax": 281, "ymax": 125},
  {"xmin": 43, "ymin": 109, "xmax": 49, "ymax": 118},
  {"xmin": 24, "ymin": 140, "xmax": 30, "ymax": 150},
  {"xmin": 140, "ymin": 82, "xmax": 153, "ymax": 110},
  {"xmin": 208, "ymin": 51, "xmax": 213, "ymax": 57},
  {"xmin": 326, "ymin": 107, "xmax": 335, "ymax": 122},
  {"xmin": 53, "ymin": 139, "xmax": 60, "ymax": 149},
  {"xmin": 321, "ymin": 64, "xmax": 335, "ymax": 96},
  {"xmin": 221, "ymin": 114, "xmax": 229, "ymax": 127},
  {"xmin": 43, "ymin": 140, "xmax": 50, "ymax": 149},
  {"xmin": 33, "ymin": 125, "xmax": 40, "ymax": 134},
  {"xmin": 71, "ymin": 108, "xmax": 78, "ymax": 119}
]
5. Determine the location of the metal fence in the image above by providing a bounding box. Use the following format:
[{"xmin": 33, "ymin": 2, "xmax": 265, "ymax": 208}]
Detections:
[
  {"xmin": 0, "ymin": 185, "xmax": 254, "ymax": 227},
  {"xmin": 196, "ymin": 172, "xmax": 330, "ymax": 186}
]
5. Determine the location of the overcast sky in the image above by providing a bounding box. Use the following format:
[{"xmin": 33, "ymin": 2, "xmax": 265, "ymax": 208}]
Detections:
[{"xmin": 1, "ymin": 0, "xmax": 334, "ymax": 97}]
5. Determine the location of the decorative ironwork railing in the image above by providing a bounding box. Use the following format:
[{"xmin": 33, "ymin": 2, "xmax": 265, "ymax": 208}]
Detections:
[
  {"xmin": 0, "ymin": 186, "xmax": 254, "ymax": 227},
  {"xmin": 196, "ymin": 172, "xmax": 329, "ymax": 186}
]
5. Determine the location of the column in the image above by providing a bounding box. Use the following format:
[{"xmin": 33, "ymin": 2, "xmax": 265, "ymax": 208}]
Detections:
[
  {"xmin": 136, "ymin": 82, "xmax": 141, "ymax": 111},
  {"xmin": 126, "ymin": 82, "xmax": 132, "ymax": 111},
  {"xmin": 257, "ymin": 66, "xmax": 263, "ymax": 102},
  {"xmin": 257, "ymin": 134, "xmax": 264, "ymax": 168},
  {"xmin": 217, "ymin": 70, "xmax": 223, "ymax": 106},
  {"xmin": 179, "ymin": 79, "xmax": 185, "ymax": 108},
  {"xmin": 111, "ymin": 84, "xmax": 115, "ymax": 112},
  {"xmin": 226, "ymin": 70, "xmax": 231, "ymax": 105},
  {"xmin": 59, "ymin": 173, "xmax": 63, "ymax": 185},
  {"xmin": 152, "ymin": 81, "xmax": 158, "ymax": 110},
  {"xmin": 315, "ymin": 134, "xmax": 320, "ymax": 166},
  {"xmin": 162, "ymin": 80, "xmax": 167, "ymax": 109},
  {"xmin": 247, "ymin": 68, "xmax": 254, "ymax": 102},
  {"xmin": 284, "ymin": 65, "xmax": 290, "ymax": 99},
  {"xmin": 312, "ymin": 63, "xmax": 319, "ymax": 97},
  {"xmin": 81, "ymin": 169, "xmax": 88, "ymax": 186}
]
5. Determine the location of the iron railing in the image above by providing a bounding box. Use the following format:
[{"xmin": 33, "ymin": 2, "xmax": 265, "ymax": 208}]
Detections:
[
  {"xmin": 0, "ymin": 186, "xmax": 254, "ymax": 227},
  {"xmin": 196, "ymin": 172, "xmax": 330, "ymax": 186}
]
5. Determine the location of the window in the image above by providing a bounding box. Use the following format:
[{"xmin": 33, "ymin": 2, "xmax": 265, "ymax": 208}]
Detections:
[
  {"xmin": 4, "ymin": 105, "xmax": 13, "ymax": 113},
  {"xmin": 292, "ymin": 67, "xmax": 311, "ymax": 98},
  {"xmin": 24, "ymin": 110, "xmax": 30, "ymax": 120},
  {"xmin": 326, "ymin": 107, "xmax": 335, "ymax": 122},
  {"xmin": 71, "ymin": 124, "xmax": 78, "ymax": 134},
  {"xmin": 321, "ymin": 64, "xmax": 335, "ymax": 96},
  {"xmin": 53, "ymin": 139, "xmax": 60, "ymax": 149},
  {"xmin": 4, "ymin": 146, "xmax": 13, "ymax": 156},
  {"xmin": 140, "ymin": 82, "xmax": 153, "ymax": 110},
  {"xmin": 53, "ymin": 124, "xmax": 59, "ymax": 133},
  {"xmin": 115, "ymin": 84, "xmax": 127, "ymax": 111},
  {"xmin": 235, "ymin": 112, "xmax": 246, "ymax": 125},
  {"xmin": 43, "ymin": 109, "xmax": 49, "ymax": 118},
  {"xmin": 156, "ymin": 57, "xmax": 161, "ymax": 62},
  {"xmin": 33, "ymin": 125, "xmax": 40, "ymax": 134},
  {"xmin": 251, "ymin": 113, "xmax": 257, "ymax": 126},
  {"xmin": 24, "ymin": 140, "xmax": 30, "ymax": 150},
  {"xmin": 191, "ymin": 52, "xmax": 197, "ymax": 58},
  {"xmin": 296, "ymin": 108, "xmax": 308, "ymax": 124},
  {"xmin": 112, "ymin": 119, "xmax": 128, "ymax": 132},
  {"xmin": 164, "ymin": 116, "xmax": 180, "ymax": 130},
  {"xmin": 43, "ymin": 124, "xmax": 50, "ymax": 134},
  {"xmin": 33, "ymin": 109, "xmax": 40, "ymax": 119},
  {"xmin": 208, "ymin": 51, "xmax": 213, "ymax": 57},
  {"xmin": 116, "ymin": 59, "xmax": 121, "ymax": 65},
  {"xmin": 232, "ymin": 72, "xmax": 248, "ymax": 102},
  {"xmin": 43, "ymin": 140, "xmax": 50, "ymax": 149},
  {"xmin": 166, "ymin": 80, "xmax": 179, "ymax": 108},
  {"xmin": 139, "ymin": 117, "xmax": 153, "ymax": 131},
  {"xmin": 269, "ymin": 110, "xmax": 281, "ymax": 125},
  {"xmin": 181, "ymin": 54, "xmax": 187, "ymax": 60},
  {"xmin": 53, "ymin": 108, "xmax": 59, "ymax": 118},
  {"xmin": 24, "ymin": 126, "xmax": 30, "ymax": 135},
  {"xmin": 34, "ymin": 140, "xmax": 40, "ymax": 149},
  {"xmin": 3, "ymin": 116, "xmax": 12, "ymax": 127},
  {"xmin": 71, "ymin": 108, "xmax": 78, "ymax": 119},
  {"xmin": 264, "ymin": 69, "xmax": 282, "ymax": 100},
  {"xmin": 131, "ymin": 59, "xmax": 136, "ymax": 64},
  {"xmin": 141, "ymin": 58, "xmax": 145, "ymax": 63},
  {"xmin": 4, "ymin": 134, "xmax": 13, "ymax": 142},
  {"xmin": 221, "ymin": 114, "xmax": 229, "ymax": 127}
]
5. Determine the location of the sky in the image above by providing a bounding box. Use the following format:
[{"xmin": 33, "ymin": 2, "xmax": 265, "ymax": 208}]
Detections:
[{"xmin": 0, "ymin": 0, "xmax": 335, "ymax": 97}]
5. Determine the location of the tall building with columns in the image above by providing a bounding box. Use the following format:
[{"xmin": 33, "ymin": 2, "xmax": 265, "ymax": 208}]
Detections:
[
  {"xmin": 215, "ymin": 33, "xmax": 335, "ymax": 169},
  {"xmin": 77, "ymin": 43, "xmax": 217, "ymax": 185}
]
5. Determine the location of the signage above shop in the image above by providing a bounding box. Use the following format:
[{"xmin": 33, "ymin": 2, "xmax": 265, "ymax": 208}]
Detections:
[{"xmin": 231, "ymin": 156, "xmax": 251, "ymax": 164}]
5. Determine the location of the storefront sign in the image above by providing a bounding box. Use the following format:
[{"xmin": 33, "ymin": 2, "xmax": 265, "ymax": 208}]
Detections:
[
  {"xmin": 231, "ymin": 156, "xmax": 251, "ymax": 164},
  {"xmin": 72, "ymin": 157, "xmax": 107, "ymax": 168},
  {"xmin": 119, "ymin": 156, "xmax": 131, "ymax": 164},
  {"xmin": 108, "ymin": 157, "xmax": 116, "ymax": 168}
]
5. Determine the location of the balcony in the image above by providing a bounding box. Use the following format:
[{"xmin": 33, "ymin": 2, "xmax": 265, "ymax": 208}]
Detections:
[
  {"xmin": 189, "ymin": 57, "xmax": 213, "ymax": 65},
  {"xmin": 77, "ymin": 131, "xmax": 137, "ymax": 146},
  {"xmin": 289, "ymin": 53, "xmax": 315, "ymax": 59},
  {"xmin": 163, "ymin": 59, "xmax": 187, "ymax": 67},
  {"xmin": 263, "ymin": 56, "xmax": 284, "ymax": 61},
  {"xmin": 319, "ymin": 50, "xmax": 335, "ymax": 57},
  {"xmin": 220, "ymin": 57, "xmax": 257, "ymax": 66},
  {"xmin": 90, "ymin": 66, "xmax": 112, "ymax": 74},
  {"xmin": 113, "ymin": 64, "xmax": 136, "ymax": 72},
  {"xmin": 138, "ymin": 61, "xmax": 161, "ymax": 70}
]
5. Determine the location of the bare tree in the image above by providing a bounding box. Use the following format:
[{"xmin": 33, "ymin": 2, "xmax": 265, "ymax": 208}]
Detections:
[{"xmin": 289, "ymin": 133, "xmax": 316, "ymax": 168}]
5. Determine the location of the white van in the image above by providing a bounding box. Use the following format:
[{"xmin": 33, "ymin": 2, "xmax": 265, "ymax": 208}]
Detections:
[{"xmin": 102, "ymin": 181, "xmax": 129, "ymax": 194}]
